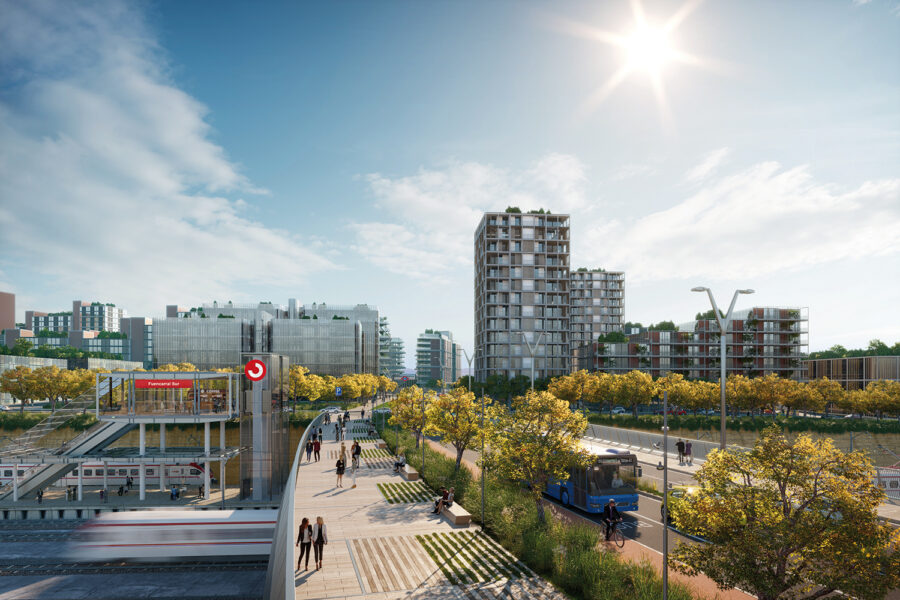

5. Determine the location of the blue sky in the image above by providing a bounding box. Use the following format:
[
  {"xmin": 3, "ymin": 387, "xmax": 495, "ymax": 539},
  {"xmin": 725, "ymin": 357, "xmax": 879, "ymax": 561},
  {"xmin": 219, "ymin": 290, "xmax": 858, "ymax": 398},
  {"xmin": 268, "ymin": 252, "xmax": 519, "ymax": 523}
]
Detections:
[{"xmin": 1, "ymin": 0, "xmax": 898, "ymax": 368}]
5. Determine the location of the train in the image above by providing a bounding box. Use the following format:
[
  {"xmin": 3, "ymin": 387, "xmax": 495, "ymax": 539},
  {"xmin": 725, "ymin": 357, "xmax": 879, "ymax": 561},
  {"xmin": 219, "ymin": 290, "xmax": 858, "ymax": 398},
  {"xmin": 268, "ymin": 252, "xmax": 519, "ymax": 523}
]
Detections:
[
  {"xmin": 66, "ymin": 509, "xmax": 277, "ymax": 562},
  {"xmin": 1, "ymin": 462, "xmax": 210, "ymax": 487}
]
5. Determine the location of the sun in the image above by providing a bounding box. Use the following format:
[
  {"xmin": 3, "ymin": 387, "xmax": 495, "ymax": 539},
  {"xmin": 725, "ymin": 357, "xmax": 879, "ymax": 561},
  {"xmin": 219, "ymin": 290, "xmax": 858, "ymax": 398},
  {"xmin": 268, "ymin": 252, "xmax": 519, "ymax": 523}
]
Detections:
[
  {"xmin": 550, "ymin": 0, "xmax": 715, "ymax": 123},
  {"xmin": 624, "ymin": 25, "xmax": 673, "ymax": 72}
]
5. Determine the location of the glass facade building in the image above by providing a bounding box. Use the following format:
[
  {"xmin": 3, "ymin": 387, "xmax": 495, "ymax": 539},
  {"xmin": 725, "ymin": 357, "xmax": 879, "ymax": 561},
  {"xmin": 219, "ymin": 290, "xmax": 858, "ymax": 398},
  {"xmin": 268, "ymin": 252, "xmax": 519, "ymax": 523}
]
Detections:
[{"xmin": 153, "ymin": 318, "xmax": 251, "ymax": 369}]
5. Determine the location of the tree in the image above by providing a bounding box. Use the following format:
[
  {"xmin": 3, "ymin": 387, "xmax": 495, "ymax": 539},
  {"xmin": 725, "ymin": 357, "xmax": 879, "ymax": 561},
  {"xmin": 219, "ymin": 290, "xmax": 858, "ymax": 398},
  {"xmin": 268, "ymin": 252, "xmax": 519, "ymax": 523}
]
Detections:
[
  {"xmin": 613, "ymin": 370, "xmax": 655, "ymax": 417},
  {"xmin": 11, "ymin": 338, "xmax": 33, "ymax": 356},
  {"xmin": 486, "ymin": 390, "xmax": 590, "ymax": 522},
  {"xmin": 0, "ymin": 366, "xmax": 38, "ymax": 412},
  {"xmin": 425, "ymin": 387, "xmax": 491, "ymax": 471},
  {"xmin": 669, "ymin": 426, "xmax": 900, "ymax": 600},
  {"xmin": 726, "ymin": 373, "xmax": 754, "ymax": 414},
  {"xmin": 806, "ymin": 377, "xmax": 844, "ymax": 417},
  {"xmin": 548, "ymin": 370, "xmax": 598, "ymax": 409},
  {"xmin": 389, "ymin": 385, "xmax": 431, "ymax": 448},
  {"xmin": 154, "ymin": 363, "xmax": 197, "ymax": 372},
  {"xmin": 749, "ymin": 373, "xmax": 797, "ymax": 416},
  {"xmin": 865, "ymin": 380, "xmax": 900, "ymax": 419},
  {"xmin": 29, "ymin": 365, "xmax": 71, "ymax": 413}
]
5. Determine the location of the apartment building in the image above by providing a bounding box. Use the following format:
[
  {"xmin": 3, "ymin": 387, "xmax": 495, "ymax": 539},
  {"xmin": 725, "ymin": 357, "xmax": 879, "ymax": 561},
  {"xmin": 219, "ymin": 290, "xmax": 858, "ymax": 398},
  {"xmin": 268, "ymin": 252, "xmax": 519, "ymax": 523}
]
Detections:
[
  {"xmin": 570, "ymin": 269, "xmax": 625, "ymax": 353},
  {"xmin": 804, "ymin": 355, "xmax": 900, "ymax": 390},
  {"xmin": 475, "ymin": 211, "xmax": 571, "ymax": 381},
  {"xmin": 379, "ymin": 318, "xmax": 406, "ymax": 379},
  {"xmin": 416, "ymin": 330, "xmax": 461, "ymax": 384},
  {"xmin": 0, "ymin": 291, "xmax": 15, "ymax": 332},
  {"xmin": 26, "ymin": 300, "xmax": 127, "ymax": 333},
  {"xmin": 574, "ymin": 306, "xmax": 809, "ymax": 381}
]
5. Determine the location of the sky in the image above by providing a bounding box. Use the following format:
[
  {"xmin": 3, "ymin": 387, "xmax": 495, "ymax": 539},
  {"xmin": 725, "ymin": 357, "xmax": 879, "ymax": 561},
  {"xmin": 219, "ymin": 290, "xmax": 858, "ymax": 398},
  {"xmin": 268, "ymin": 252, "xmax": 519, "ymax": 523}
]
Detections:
[{"xmin": 0, "ymin": 0, "xmax": 898, "ymax": 369}]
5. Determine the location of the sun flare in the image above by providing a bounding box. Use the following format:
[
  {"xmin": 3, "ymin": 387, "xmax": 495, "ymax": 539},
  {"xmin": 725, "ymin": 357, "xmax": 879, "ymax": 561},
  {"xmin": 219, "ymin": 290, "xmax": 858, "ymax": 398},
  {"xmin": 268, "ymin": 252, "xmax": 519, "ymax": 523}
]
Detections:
[{"xmin": 624, "ymin": 25, "xmax": 673, "ymax": 72}]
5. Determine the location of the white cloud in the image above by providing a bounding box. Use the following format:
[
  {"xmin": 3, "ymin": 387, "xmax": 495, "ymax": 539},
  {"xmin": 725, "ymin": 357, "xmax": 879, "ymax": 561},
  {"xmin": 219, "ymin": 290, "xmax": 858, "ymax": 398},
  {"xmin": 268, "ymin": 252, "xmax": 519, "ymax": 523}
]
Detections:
[
  {"xmin": 352, "ymin": 154, "xmax": 589, "ymax": 280},
  {"xmin": 585, "ymin": 160, "xmax": 900, "ymax": 281},
  {"xmin": 683, "ymin": 147, "xmax": 731, "ymax": 184},
  {"xmin": 0, "ymin": 1, "xmax": 334, "ymax": 316},
  {"xmin": 610, "ymin": 163, "xmax": 655, "ymax": 182}
]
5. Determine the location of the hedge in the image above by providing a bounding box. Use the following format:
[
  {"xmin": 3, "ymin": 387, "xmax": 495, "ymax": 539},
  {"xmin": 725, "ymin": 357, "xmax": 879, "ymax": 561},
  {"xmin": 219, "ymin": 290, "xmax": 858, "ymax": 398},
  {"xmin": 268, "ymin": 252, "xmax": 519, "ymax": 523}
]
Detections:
[{"xmin": 587, "ymin": 413, "xmax": 900, "ymax": 435}]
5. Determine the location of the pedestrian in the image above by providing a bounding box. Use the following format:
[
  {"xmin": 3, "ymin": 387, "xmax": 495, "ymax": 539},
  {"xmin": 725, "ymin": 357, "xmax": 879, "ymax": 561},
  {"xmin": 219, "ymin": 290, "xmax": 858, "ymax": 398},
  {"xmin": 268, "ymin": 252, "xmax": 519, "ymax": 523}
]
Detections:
[
  {"xmin": 340, "ymin": 422, "xmax": 346, "ymax": 441},
  {"xmin": 350, "ymin": 460, "xmax": 358, "ymax": 489},
  {"xmin": 432, "ymin": 487, "xmax": 448, "ymax": 514},
  {"xmin": 313, "ymin": 438, "xmax": 321, "ymax": 462},
  {"xmin": 37, "ymin": 489, "xmax": 43, "ymax": 504},
  {"xmin": 126, "ymin": 475, "xmax": 133, "ymax": 490},
  {"xmin": 335, "ymin": 456, "xmax": 345, "ymax": 487},
  {"xmin": 334, "ymin": 422, "xmax": 340, "ymax": 441},
  {"xmin": 99, "ymin": 488, "xmax": 105, "ymax": 503},
  {"xmin": 117, "ymin": 485, "xmax": 125, "ymax": 496},
  {"xmin": 311, "ymin": 429, "xmax": 317, "ymax": 443},
  {"xmin": 676, "ymin": 439, "xmax": 685, "ymax": 465},
  {"xmin": 295, "ymin": 517, "xmax": 313, "ymax": 571},
  {"xmin": 171, "ymin": 485, "xmax": 177, "ymax": 500},
  {"xmin": 684, "ymin": 440, "xmax": 693, "ymax": 466},
  {"xmin": 351, "ymin": 441, "xmax": 361, "ymax": 469},
  {"xmin": 361, "ymin": 408, "xmax": 365, "ymax": 420},
  {"xmin": 317, "ymin": 427, "xmax": 323, "ymax": 442},
  {"xmin": 312, "ymin": 516, "xmax": 327, "ymax": 570},
  {"xmin": 198, "ymin": 484, "xmax": 204, "ymax": 498},
  {"xmin": 305, "ymin": 440, "xmax": 314, "ymax": 462}
]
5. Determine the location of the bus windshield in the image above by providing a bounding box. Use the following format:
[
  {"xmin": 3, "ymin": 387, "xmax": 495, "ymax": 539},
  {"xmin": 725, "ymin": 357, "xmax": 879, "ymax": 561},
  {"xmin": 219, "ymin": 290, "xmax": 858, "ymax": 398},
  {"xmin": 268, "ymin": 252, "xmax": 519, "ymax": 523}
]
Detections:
[{"xmin": 587, "ymin": 456, "xmax": 637, "ymax": 496}]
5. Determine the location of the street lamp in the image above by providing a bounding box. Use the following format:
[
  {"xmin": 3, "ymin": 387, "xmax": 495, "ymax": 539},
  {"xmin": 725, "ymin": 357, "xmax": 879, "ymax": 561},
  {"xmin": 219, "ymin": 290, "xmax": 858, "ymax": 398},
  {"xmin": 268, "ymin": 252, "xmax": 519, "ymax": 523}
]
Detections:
[
  {"xmin": 520, "ymin": 332, "xmax": 546, "ymax": 391},
  {"xmin": 463, "ymin": 347, "xmax": 486, "ymax": 527},
  {"xmin": 691, "ymin": 286, "xmax": 755, "ymax": 450}
]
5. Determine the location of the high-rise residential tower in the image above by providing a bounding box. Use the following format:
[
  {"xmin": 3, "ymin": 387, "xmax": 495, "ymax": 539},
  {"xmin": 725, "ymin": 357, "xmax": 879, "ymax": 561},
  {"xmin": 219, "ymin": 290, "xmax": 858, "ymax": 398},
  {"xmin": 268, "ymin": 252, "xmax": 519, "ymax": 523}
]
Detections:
[
  {"xmin": 416, "ymin": 329, "xmax": 460, "ymax": 384},
  {"xmin": 474, "ymin": 211, "xmax": 570, "ymax": 381},
  {"xmin": 569, "ymin": 268, "xmax": 625, "ymax": 352}
]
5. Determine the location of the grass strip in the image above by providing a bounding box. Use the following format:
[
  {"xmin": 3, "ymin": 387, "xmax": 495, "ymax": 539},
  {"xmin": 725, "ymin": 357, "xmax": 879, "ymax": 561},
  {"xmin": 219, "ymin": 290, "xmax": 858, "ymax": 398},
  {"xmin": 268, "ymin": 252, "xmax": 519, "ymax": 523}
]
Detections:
[
  {"xmin": 465, "ymin": 531, "xmax": 517, "ymax": 581},
  {"xmin": 417, "ymin": 533, "xmax": 461, "ymax": 585},
  {"xmin": 475, "ymin": 531, "xmax": 528, "ymax": 578},
  {"xmin": 431, "ymin": 531, "xmax": 479, "ymax": 584},
  {"xmin": 450, "ymin": 531, "xmax": 496, "ymax": 583}
]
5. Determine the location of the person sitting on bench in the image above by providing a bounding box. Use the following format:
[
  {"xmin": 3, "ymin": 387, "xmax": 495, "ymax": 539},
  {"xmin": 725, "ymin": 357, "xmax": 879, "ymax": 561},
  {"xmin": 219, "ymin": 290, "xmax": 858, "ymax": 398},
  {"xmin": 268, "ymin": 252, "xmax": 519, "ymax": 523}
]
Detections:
[{"xmin": 393, "ymin": 450, "xmax": 406, "ymax": 473}]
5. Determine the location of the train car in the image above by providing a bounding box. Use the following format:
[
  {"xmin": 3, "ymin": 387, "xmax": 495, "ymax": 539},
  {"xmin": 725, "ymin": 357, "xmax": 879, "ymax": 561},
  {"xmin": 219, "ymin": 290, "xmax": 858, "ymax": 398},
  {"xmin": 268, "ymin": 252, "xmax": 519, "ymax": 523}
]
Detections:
[
  {"xmin": 66, "ymin": 509, "xmax": 277, "ymax": 562},
  {"xmin": 0, "ymin": 462, "xmax": 209, "ymax": 488}
]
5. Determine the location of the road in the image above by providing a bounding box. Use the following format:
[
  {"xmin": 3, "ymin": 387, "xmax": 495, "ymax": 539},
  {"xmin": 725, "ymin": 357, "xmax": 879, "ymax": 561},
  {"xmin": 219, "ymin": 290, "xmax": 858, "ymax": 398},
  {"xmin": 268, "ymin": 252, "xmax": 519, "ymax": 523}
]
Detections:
[{"xmin": 0, "ymin": 521, "xmax": 265, "ymax": 600}]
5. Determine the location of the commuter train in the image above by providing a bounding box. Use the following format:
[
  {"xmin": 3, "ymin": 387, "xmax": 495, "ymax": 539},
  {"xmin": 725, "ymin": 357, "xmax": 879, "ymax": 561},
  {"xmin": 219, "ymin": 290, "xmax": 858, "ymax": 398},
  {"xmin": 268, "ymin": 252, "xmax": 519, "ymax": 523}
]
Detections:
[
  {"xmin": 0, "ymin": 462, "xmax": 210, "ymax": 487},
  {"xmin": 67, "ymin": 509, "xmax": 277, "ymax": 562}
]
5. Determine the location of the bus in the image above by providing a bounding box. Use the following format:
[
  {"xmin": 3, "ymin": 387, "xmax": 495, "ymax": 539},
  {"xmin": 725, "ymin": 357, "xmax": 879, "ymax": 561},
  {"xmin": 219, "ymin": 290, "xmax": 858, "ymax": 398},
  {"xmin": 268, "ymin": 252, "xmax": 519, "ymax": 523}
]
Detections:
[{"xmin": 545, "ymin": 449, "xmax": 640, "ymax": 513}]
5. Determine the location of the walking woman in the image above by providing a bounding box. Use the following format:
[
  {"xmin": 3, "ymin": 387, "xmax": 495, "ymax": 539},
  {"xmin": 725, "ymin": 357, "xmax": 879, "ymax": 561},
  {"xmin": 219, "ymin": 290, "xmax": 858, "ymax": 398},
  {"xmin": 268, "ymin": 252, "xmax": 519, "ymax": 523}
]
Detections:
[
  {"xmin": 312, "ymin": 516, "xmax": 327, "ymax": 570},
  {"xmin": 305, "ymin": 439, "xmax": 313, "ymax": 463},
  {"xmin": 335, "ymin": 455, "xmax": 346, "ymax": 487},
  {"xmin": 295, "ymin": 517, "xmax": 313, "ymax": 571}
]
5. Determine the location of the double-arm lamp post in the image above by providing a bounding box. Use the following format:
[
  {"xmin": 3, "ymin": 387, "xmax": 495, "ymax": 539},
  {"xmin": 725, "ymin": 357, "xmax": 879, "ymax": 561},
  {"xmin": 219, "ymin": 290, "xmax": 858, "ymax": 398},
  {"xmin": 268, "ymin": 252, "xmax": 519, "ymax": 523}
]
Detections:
[
  {"xmin": 521, "ymin": 331, "xmax": 546, "ymax": 391},
  {"xmin": 691, "ymin": 287, "xmax": 755, "ymax": 450},
  {"xmin": 462, "ymin": 347, "xmax": 486, "ymax": 527}
]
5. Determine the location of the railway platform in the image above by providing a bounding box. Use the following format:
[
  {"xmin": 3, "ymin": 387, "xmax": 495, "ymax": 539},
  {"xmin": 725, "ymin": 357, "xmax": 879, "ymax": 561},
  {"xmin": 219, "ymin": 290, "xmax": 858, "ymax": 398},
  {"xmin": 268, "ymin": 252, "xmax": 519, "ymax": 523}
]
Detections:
[{"xmin": 291, "ymin": 413, "xmax": 566, "ymax": 600}]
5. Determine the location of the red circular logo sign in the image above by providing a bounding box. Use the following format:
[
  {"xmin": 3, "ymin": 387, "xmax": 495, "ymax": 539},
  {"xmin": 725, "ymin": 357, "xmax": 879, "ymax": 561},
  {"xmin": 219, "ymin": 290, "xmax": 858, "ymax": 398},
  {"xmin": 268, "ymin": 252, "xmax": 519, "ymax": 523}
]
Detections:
[{"xmin": 245, "ymin": 359, "xmax": 267, "ymax": 382}]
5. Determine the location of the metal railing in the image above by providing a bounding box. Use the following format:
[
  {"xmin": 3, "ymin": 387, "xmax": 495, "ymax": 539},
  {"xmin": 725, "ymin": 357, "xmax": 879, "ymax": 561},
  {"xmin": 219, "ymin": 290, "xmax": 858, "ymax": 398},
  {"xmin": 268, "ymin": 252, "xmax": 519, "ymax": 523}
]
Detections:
[
  {"xmin": 264, "ymin": 411, "xmax": 328, "ymax": 600},
  {"xmin": 585, "ymin": 424, "xmax": 748, "ymax": 463}
]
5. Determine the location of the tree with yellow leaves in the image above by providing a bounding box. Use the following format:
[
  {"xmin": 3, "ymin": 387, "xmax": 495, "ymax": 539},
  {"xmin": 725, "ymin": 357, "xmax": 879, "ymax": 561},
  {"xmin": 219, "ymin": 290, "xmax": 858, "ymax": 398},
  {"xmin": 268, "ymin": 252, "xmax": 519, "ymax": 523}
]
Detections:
[
  {"xmin": 865, "ymin": 379, "xmax": 900, "ymax": 419},
  {"xmin": 548, "ymin": 370, "xmax": 598, "ymax": 410},
  {"xmin": 0, "ymin": 366, "xmax": 39, "ymax": 412},
  {"xmin": 749, "ymin": 372, "xmax": 797, "ymax": 416},
  {"xmin": 669, "ymin": 426, "xmax": 900, "ymax": 600},
  {"xmin": 425, "ymin": 387, "xmax": 491, "ymax": 471},
  {"xmin": 486, "ymin": 390, "xmax": 590, "ymax": 522},
  {"xmin": 389, "ymin": 385, "xmax": 432, "ymax": 448},
  {"xmin": 808, "ymin": 377, "xmax": 844, "ymax": 418},
  {"xmin": 154, "ymin": 363, "xmax": 197, "ymax": 372},
  {"xmin": 612, "ymin": 370, "xmax": 655, "ymax": 417}
]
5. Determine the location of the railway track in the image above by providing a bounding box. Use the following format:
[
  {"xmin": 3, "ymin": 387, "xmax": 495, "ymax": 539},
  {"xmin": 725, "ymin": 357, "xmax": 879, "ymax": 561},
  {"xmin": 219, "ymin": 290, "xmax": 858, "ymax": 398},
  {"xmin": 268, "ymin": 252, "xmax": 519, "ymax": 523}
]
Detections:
[{"xmin": 0, "ymin": 559, "xmax": 269, "ymax": 576}]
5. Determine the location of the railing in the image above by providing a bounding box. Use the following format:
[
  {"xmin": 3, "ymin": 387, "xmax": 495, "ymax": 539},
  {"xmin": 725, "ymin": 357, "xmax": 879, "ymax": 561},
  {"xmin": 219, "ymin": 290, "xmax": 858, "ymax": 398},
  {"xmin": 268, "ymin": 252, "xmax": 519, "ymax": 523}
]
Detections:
[{"xmin": 264, "ymin": 410, "xmax": 329, "ymax": 600}]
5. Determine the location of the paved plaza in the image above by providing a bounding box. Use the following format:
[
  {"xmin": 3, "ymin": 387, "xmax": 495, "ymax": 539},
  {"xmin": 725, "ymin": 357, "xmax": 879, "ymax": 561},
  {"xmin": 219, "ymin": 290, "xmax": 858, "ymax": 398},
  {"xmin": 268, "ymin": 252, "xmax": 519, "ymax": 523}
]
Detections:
[{"xmin": 292, "ymin": 418, "xmax": 565, "ymax": 600}]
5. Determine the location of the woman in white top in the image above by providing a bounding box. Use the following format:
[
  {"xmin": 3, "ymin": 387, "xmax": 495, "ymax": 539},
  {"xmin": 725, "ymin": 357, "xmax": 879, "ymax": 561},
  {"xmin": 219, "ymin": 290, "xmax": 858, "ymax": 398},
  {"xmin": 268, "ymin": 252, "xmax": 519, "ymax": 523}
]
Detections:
[{"xmin": 312, "ymin": 516, "xmax": 328, "ymax": 570}]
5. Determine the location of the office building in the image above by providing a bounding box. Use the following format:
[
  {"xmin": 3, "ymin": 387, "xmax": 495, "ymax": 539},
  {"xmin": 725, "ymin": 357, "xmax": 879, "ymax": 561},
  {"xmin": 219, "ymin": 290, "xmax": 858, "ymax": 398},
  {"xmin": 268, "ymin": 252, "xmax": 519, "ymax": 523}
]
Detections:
[
  {"xmin": 0, "ymin": 291, "xmax": 15, "ymax": 332},
  {"xmin": 574, "ymin": 306, "xmax": 809, "ymax": 381},
  {"xmin": 570, "ymin": 269, "xmax": 625, "ymax": 353},
  {"xmin": 804, "ymin": 355, "xmax": 900, "ymax": 390},
  {"xmin": 155, "ymin": 300, "xmax": 379, "ymax": 375},
  {"xmin": 474, "ymin": 211, "xmax": 571, "ymax": 380},
  {"xmin": 416, "ymin": 330, "xmax": 461, "ymax": 384},
  {"xmin": 378, "ymin": 317, "xmax": 406, "ymax": 379}
]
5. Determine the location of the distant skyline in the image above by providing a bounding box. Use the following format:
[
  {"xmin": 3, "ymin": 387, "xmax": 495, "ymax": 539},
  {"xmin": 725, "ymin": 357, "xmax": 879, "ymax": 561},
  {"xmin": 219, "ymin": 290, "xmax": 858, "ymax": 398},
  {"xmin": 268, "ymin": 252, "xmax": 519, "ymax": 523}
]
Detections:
[{"xmin": 1, "ymin": 0, "xmax": 898, "ymax": 369}]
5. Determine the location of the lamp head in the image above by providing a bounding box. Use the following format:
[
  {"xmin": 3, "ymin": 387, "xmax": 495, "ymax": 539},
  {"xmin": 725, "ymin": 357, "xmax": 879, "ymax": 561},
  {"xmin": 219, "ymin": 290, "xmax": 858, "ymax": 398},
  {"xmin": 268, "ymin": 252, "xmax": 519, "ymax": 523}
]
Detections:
[
  {"xmin": 738, "ymin": 289, "xmax": 755, "ymax": 294},
  {"xmin": 691, "ymin": 287, "xmax": 708, "ymax": 293}
]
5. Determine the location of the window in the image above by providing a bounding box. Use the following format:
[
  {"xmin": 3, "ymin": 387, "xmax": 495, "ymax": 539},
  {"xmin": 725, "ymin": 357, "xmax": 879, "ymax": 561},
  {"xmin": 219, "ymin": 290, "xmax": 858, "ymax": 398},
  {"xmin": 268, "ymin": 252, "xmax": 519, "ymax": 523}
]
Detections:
[
  {"xmin": 522, "ymin": 305, "xmax": 534, "ymax": 317},
  {"xmin": 83, "ymin": 469, "xmax": 93, "ymax": 476},
  {"xmin": 3, "ymin": 470, "xmax": 11, "ymax": 477},
  {"xmin": 96, "ymin": 469, "xmax": 104, "ymax": 476},
  {"xmin": 191, "ymin": 469, "xmax": 201, "ymax": 475},
  {"xmin": 522, "ymin": 253, "xmax": 534, "ymax": 265},
  {"xmin": 522, "ymin": 279, "xmax": 534, "ymax": 291},
  {"xmin": 146, "ymin": 469, "xmax": 154, "ymax": 476},
  {"xmin": 522, "ymin": 227, "xmax": 534, "ymax": 239},
  {"xmin": 130, "ymin": 469, "xmax": 139, "ymax": 476}
]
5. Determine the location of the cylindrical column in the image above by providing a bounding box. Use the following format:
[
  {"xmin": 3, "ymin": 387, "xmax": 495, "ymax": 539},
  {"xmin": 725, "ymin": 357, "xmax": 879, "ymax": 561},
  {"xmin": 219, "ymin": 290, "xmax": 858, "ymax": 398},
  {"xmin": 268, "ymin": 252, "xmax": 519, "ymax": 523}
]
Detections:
[
  {"xmin": 220, "ymin": 460, "xmax": 226, "ymax": 507},
  {"xmin": 160, "ymin": 461, "xmax": 166, "ymax": 492},
  {"xmin": 139, "ymin": 423, "xmax": 146, "ymax": 456},
  {"xmin": 220, "ymin": 421, "xmax": 225, "ymax": 451},
  {"xmin": 139, "ymin": 464, "xmax": 146, "ymax": 500},
  {"xmin": 204, "ymin": 461, "xmax": 211, "ymax": 500},
  {"xmin": 77, "ymin": 465, "xmax": 83, "ymax": 501},
  {"xmin": 160, "ymin": 423, "xmax": 166, "ymax": 453},
  {"xmin": 12, "ymin": 464, "xmax": 18, "ymax": 502},
  {"xmin": 720, "ymin": 331, "xmax": 727, "ymax": 450},
  {"xmin": 204, "ymin": 422, "xmax": 210, "ymax": 457},
  {"xmin": 103, "ymin": 461, "xmax": 108, "ymax": 491}
]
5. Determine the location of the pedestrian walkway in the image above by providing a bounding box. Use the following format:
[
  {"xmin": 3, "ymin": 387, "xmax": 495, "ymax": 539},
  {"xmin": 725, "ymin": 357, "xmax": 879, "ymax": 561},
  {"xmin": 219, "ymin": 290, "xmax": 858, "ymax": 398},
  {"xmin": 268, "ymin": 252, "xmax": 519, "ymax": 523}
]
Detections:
[{"xmin": 293, "ymin": 415, "xmax": 566, "ymax": 600}]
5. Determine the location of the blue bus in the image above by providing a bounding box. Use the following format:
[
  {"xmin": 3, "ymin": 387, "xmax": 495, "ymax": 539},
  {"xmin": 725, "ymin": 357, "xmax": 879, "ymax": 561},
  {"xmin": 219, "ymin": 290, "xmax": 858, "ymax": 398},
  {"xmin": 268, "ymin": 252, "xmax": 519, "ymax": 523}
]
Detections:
[{"xmin": 545, "ymin": 449, "xmax": 640, "ymax": 513}]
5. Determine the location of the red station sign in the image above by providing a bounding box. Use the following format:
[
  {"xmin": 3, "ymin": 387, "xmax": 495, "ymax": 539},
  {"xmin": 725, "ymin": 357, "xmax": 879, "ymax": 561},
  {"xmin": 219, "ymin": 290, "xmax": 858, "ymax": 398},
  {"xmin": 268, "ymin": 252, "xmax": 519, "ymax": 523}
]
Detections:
[
  {"xmin": 135, "ymin": 379, "xmax": 194, "ymax": 389},
  {"xmin": 245, "ymin": 359, "xmax": 267, "ymax": 382}
]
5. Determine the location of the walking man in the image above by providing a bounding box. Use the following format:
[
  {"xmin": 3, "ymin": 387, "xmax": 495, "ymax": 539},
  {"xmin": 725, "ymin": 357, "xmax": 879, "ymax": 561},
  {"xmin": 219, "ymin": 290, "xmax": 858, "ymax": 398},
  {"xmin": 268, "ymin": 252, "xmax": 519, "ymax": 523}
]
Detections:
[
  {"xmin": 676, "ymin": 438, "xmax": 685, "ymax": 465},
  {"xmin": 313, "ymin": 438, "xmax": 321, "ymax": 462}
]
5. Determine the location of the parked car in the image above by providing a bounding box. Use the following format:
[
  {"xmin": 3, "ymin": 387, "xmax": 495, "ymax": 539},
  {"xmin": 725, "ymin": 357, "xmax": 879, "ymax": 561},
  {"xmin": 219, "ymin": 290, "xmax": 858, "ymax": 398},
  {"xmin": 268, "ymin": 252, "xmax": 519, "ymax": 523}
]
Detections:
[
  {"xmin": 654, "ymin": 408, "xmax": 686, "ymax": 416},
  {"xmin": 323, "ymin": 406, "xmax": 342, "ymax": 414},
  {"xmin": 611, "ymin": 406, "xmax": 627, "ymax": 415}
]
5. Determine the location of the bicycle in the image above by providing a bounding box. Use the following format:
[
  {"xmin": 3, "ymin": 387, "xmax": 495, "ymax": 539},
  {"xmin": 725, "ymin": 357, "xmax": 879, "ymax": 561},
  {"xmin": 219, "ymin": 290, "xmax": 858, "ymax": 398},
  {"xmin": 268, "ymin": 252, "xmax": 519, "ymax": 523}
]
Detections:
[{"xmin": 603, "ymin": 520, "xmax": 625, "ymax": 548}]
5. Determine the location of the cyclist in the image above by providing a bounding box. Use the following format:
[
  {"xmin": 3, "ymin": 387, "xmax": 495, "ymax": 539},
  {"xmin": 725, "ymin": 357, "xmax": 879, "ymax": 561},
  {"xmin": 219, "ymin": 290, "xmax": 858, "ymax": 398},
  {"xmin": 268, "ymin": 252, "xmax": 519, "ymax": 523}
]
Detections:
[{"xmin": 601, "ymin": 499, "xmax": 622, "ymax": 542}]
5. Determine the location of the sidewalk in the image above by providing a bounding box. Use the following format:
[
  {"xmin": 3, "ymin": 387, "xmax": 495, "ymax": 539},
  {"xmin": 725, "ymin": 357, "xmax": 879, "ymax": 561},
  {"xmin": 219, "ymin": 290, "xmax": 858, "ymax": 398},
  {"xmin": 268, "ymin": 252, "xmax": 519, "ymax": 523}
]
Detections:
[
  {"xmin": 292, "ymin": 417, "xmax": 566, "ymax": 599},
  {"xmin": 582, "ymin": 435, "xmax": 900, "ymax": 525}
]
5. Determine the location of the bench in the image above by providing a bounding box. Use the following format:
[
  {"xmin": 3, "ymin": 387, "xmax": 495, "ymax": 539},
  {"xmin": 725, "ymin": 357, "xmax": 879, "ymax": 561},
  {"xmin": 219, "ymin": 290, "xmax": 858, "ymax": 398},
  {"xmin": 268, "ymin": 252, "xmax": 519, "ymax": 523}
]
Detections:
[
  {"xmin": 377, "ymin": 441, "xmax": 387, "ymax": 450},
  {"xmin": 400, "ymin": 465, "xmax": 419, "ymax": 481},
  {"xmin": 442, "ymin": 503, "xmax": 471, "ymax": 527}
]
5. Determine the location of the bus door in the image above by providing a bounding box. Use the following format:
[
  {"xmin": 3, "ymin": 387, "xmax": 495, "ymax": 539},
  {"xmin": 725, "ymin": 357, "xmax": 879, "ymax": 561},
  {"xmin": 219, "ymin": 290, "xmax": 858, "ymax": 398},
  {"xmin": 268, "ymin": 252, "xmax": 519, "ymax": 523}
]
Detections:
[{"xmin": 574, "ymin": 466, "xmax": 587, "ymax": 507}]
